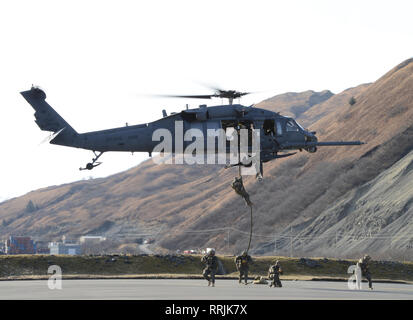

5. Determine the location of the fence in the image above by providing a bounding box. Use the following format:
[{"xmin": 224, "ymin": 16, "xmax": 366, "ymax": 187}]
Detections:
[{"xmin": 116, "ymin": 226, "xmax": 413, "ymax": 261}]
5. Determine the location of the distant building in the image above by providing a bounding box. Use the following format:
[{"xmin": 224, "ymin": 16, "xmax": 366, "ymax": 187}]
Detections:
[
  {"xmin": 5, "ymin": 236, "xmax": 36, "ymax": 254},
  {"xmin": 79, "ymin": 236, "xmax": 106, "ymax": 244},
  {"xmin": 35, "ymin": 241, "xmax": 50, "ymax": 254},
  {"xmin": 49, "ymin": 242, "xmax": 81, "ymax": 255}
]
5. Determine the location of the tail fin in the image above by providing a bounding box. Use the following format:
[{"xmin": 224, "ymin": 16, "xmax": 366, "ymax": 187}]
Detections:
[{"xmin": 20, "ymin": 86, "xmax": 79, "ymax": 146}]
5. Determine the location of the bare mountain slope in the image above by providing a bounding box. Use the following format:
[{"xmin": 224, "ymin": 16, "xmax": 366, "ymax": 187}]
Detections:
[
  {"xmin": 306, "ymin": 58, "xmax": 413, "ymax": 162},
  {"xmin": 257, "ymin": 90, "xmax": 334, "ymax": 119},
  {"xmin": 297, "ymin": 84, "xmax": 370, "ymax": 127},
  {"xmin": 256, "ymin": 85, "xmax": 370, "ymax": 128},
  {"xmin": 273, "ymin": 147, "xmax": 413, "ymax": 260}
]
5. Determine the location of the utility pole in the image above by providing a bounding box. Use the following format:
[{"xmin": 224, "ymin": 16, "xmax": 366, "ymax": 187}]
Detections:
[
  {"xmin": 290, "ymin": 226, "xmax": 293, "ymax": 258},
  {"xmin": 227, "ymin": 229, "xmax": 230, "ymax": 253}
]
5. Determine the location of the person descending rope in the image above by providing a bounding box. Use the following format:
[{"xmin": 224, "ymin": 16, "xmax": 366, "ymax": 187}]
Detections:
[{"xmin": 231, "ymin": 176, "xmax": 253, "ymax": 207}]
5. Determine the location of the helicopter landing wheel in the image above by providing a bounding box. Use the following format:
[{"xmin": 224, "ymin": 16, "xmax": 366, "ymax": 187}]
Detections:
[{"xmin": 79, "ymin": 151, "xmax": 104, "ymax": 171}]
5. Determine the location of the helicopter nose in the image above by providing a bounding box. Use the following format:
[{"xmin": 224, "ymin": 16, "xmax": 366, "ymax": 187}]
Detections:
[{"xmin": 305, "ymin": 132, "xmax": 317, "ymax": 142}]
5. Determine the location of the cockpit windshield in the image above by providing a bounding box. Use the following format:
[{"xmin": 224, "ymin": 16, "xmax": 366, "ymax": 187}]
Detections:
[
  {"xmin": 295, "ymin": 120, "xmax": 305, "ymax": 131},
  {"xmin": 286, "ymin": 119, "xmax": 305, "ymax": 132},
  {"xmin": 286, "ymin": 119, "xmax": 300, "ymax": 132}
]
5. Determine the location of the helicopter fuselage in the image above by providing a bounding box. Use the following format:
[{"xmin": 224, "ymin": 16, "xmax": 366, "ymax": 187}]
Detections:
[
  {"xmin": 55, "ymin": 104, "xmax": 310, "ymax": 154},
  {"xmin": 21, "ymin": 87, "xmax": 363, "ymax": 175}
]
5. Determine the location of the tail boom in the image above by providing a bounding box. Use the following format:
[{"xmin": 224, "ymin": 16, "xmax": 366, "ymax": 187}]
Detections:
[{"xmin": 20, "ymin": 86, "xmax": 79, "ymax": 147}]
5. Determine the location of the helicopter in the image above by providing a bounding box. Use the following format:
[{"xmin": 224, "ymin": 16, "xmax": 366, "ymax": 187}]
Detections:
[{"xmin": 20, "ymin": 85, "xmax": 364, "ymax": 179}]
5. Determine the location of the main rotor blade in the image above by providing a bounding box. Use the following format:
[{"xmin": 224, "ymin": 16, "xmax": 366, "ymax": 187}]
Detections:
[
  {"xmin": 197, "ymin": 83, "xmax": 252, "ymax": 96},
  {"xmin": 144, "ymin": 87, "xmax": 256, "ymax": 102},
  {"xmin": 151, "ymin": 94, "xmax": 213, "ymax": 99},
  {"xmin": 196, "ymin": 81, "xmax": 224, "ymax": 93}
]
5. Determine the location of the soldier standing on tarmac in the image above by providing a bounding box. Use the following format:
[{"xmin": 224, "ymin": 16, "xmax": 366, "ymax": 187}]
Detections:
[
  {"xmin": 358, "ymin": 254, "xmax": 373, "ymax": 290},
  {"xmin": 201, "ymin": 248, "xmax": 219, "ymax": 287},
  {"xmin": 235, "ymin": 251, "xmax": 253, "ymax": 285},
  {"xmin": 268, "ymin": 260, "xmax": 283, "ymax": 288}
]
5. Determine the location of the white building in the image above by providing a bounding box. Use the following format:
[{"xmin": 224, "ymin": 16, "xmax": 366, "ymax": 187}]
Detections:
[
  {"xmin": 79, "ymin": 236, "xmax": 106, "ymax": 244},
  {"xmin": 49, "ymin": 242, "xmax": 81, "ymax": 255}
]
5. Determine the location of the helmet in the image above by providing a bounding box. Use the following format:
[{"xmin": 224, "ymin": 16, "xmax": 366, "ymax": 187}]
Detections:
[
  {"xmin": 275, "ymin": 260, "xmax": 280, "ymax": 265},
  {"xmin": 208, "ymin": 248, "xmax": 215, "ymax": 255},
  {"xmin": 242, "ymin": 251, "xmax": 247, "ymax": 256},
  {"xmin": 363, "ymin": 255, "xmax": 371, "ymax": 261}
]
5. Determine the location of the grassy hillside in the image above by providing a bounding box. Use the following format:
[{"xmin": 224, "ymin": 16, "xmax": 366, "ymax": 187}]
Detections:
[{"xmin": 1, "ymin": 255, "xmax": 413, "ymax": 283}]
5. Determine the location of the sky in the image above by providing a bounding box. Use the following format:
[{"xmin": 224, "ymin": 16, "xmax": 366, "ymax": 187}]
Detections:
[{"xmin": 0, "ymin": 0, "xmax": 412, "ymax": 202}]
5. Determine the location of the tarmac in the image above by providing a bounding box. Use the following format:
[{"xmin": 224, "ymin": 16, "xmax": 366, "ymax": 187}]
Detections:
[{"xmin": 0, "ymin": 279, "xmax": 412, "ymax": 299}]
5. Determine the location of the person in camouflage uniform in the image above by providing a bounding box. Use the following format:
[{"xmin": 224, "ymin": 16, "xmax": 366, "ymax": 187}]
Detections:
[
  {"xmin": 358, "ymin": 254, "xmax": 373, "ymax": 290},
  {"xmin": 268, "ymin": 260, "xmax": 283, "ymax": 287},
  {"xmin": 201, "ymin": 249, "xmax": 219, "ymax": 287},
  {"xmin": 234, "ymin": 251, "xmax": 253, "ymax": 285},
  {"xmin": 231, "ymin": 176, "xmax": 253, "ymax": 207}
]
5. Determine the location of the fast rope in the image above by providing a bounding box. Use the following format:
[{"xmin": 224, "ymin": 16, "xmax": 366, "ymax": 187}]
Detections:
[
  {"xmin": 231, "ymin": 180, "xmax": 253, "ymax": 254},
  {"xmin": 246, "ymin": 205, "xmax": 253, "ymax": 253},
  {"xmin": 230, "ymin": 124, "xmax": 254, "ymax": 255}
]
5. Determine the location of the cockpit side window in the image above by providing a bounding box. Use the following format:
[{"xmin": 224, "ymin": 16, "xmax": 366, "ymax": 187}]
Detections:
[
  {"xmin": 276, "ymin": 120, "xmax": 283, "ymax": 136},
  {"xmin": 286, "ymin": 120, "xmax": 299, "ymax": 132}
]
